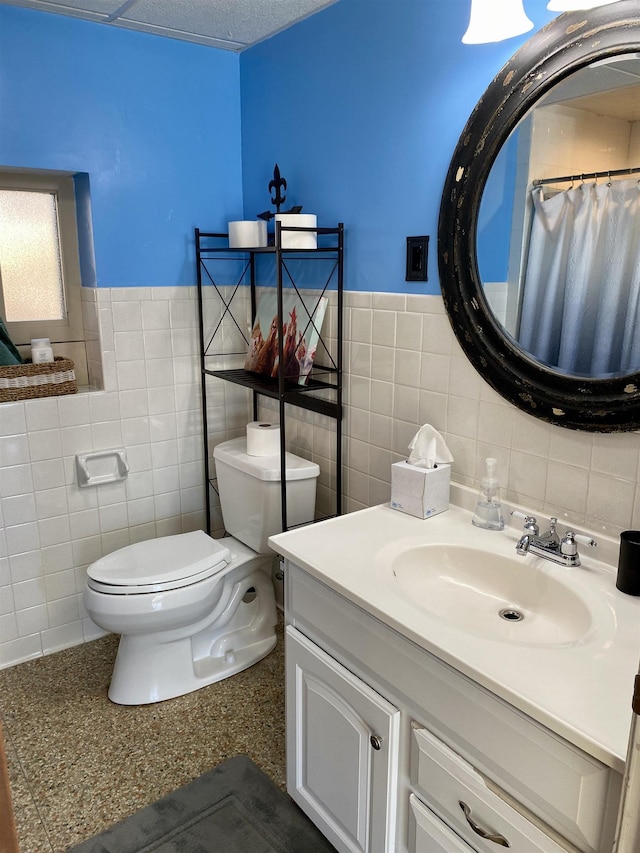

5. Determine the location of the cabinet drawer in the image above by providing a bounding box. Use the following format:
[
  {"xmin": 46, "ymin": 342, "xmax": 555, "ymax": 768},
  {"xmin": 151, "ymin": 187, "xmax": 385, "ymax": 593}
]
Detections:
[
  {"xmin": 409, "ymin": 794, "xmax": 475, "ymax": 853},
  {"xmin": 411, "ymin": 725, "xmax": 567, "ymax": 853}
]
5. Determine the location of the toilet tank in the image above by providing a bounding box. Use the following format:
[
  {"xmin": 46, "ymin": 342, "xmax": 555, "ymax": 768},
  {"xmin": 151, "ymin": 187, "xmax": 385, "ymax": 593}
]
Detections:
[{"xmin": 213, "ymin": 437, "xmax": 320, "ymax": 554}]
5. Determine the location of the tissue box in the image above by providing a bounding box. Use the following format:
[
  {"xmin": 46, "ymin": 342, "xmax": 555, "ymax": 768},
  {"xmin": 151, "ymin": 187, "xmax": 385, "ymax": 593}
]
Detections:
[{"xmin": 390, "ymin": 461, "xmax": 451, "ymax": 519}]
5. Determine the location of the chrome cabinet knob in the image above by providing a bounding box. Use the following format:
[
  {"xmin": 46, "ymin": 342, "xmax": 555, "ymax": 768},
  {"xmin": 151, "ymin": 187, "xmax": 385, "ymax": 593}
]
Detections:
[{"xmin": 370, "ymin": 735, "xmax": 383, "ymax": 750}]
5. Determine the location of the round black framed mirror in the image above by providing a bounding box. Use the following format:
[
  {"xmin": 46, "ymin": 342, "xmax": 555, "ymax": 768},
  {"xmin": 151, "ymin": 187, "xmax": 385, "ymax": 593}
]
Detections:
[{"xmin": 438, "ymin": 1, "xmax": 640, "ymax": 432}]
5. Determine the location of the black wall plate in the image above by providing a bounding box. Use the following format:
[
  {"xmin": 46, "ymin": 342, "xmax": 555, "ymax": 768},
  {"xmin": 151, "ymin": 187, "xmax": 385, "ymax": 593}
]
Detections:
[{"xmin": 406, "ymin": 235, "xmax": 429, "ymax": 282}]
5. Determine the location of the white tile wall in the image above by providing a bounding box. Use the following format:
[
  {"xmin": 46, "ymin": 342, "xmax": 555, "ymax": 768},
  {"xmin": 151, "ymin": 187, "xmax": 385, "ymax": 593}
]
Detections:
[
  {"xmin": 0, "ymin": 286, "xmax": 222, "ymax": 668},
  {"xmin": 531, "ymin": 104, "xmax": 637, "ymax": 182},
  {"xmin": 339, "ymin": 293, "xmax": 640, "ymax": 539},
  {"xmin": 2, "ymin": 285, "xmax": 640, "ymax": 669},
  {"xmin": 264, "ymin": 289, "xmax": 640, "ymax": 534}
]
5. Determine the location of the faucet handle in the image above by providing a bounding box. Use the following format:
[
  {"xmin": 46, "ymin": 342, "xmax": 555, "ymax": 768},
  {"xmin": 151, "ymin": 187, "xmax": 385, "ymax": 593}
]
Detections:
[
  {"xmin": 573, "ymin": 532, "xmax": 597, "ymax": 548},
  {"xmin": 560, "ymin": 531, "xmax": 578, "ymax": 557},
  {"xmin": 561, "ymin": 531, "xmax": 596, "ymax": 563},
  {"xmin": 511, "ymin": 511, "xmax": 539, "ymax": 536}
]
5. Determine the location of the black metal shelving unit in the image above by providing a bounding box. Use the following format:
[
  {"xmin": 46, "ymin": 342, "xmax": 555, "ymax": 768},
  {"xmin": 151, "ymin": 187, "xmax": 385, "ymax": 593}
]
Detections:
[{"xmin": 195, "ymin": 221, "xmax": 344, "ymax": 535}]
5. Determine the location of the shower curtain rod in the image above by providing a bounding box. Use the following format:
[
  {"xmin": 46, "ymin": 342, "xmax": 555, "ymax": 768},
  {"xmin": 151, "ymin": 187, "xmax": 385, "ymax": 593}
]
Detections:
[{"xmin": 533, "ymin": 165, "xmax": 640, "ymax": 187}]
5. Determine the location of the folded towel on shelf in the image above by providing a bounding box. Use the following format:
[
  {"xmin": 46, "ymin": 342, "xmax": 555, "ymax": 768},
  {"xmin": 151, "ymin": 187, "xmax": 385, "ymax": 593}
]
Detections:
[{"xmin": 0, "ymin": 318, "xmax": 23, "ymax": 365}]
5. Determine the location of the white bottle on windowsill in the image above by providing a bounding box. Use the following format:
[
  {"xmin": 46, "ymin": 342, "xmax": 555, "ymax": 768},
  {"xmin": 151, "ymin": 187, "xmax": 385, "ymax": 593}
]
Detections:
[{"xmin": 31, "ymin": 338, "xmax": 54, "ymax": 363}]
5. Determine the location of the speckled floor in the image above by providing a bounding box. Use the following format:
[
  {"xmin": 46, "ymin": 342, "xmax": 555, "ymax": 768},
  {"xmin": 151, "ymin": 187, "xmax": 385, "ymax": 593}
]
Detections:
[{"xmin": 0, "ymin": 620, "xmax": 286, "ymax": 853}]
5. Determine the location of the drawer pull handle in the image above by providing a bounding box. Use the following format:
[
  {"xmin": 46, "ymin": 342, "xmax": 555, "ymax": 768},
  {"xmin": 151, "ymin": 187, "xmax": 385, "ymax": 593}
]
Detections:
[{"xmin": 459, "ymin": 801, "xmax": 511, "ymax": 847}]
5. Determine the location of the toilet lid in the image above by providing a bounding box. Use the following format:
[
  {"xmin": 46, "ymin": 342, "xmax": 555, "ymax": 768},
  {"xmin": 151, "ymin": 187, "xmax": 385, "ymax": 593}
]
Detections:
[{"xmin": 87, "ymin": 530, "xmax": 230, "ymax": 590}]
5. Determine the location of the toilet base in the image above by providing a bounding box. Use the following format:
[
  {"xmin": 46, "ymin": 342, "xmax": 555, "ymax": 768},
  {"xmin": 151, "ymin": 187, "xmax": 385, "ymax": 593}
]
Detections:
[{"xmin": 106, "ymin": 564, "xmax": 277, "ymax": 705}]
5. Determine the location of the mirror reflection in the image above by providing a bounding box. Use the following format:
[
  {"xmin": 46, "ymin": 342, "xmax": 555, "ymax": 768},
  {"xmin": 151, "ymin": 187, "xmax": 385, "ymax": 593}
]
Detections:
[{"xmin": 478, "ymin": 54, "xmax": 640, "ymax": 378}]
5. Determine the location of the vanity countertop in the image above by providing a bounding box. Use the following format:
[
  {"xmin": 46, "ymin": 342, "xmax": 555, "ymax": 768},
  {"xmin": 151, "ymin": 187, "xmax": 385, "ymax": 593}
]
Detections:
[{"xmin": 270, "ymin": 501, "xmax": 640, "ymax": 773}]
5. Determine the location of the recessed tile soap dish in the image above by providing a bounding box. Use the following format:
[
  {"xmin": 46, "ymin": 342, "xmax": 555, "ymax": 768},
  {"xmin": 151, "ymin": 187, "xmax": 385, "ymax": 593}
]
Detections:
[{"xmin": 76, "ymin": 448, "xmax": 129, "ymax": 488}]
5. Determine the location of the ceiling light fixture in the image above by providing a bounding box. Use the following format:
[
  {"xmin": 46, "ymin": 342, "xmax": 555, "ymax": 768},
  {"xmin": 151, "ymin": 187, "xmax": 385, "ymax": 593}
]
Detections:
[
  {"xmin": 462, "ymin": 0, "xmax": 534, "ymax": 44},
  {"xmin": 547, "ymin": 0, "xmax": 622, "ymax": 9}
]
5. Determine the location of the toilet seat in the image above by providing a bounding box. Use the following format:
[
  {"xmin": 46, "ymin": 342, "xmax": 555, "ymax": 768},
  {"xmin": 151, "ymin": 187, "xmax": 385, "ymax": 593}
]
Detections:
[{"xmin": 86, "ymin": 530, "xmax": 230, "ymax": 595}]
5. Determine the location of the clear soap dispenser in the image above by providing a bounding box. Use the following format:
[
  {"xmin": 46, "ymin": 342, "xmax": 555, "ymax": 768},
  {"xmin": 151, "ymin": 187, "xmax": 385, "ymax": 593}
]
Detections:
[{"xmin": 472, "ymin": 457, "xmax": 504, "ymax": 530}]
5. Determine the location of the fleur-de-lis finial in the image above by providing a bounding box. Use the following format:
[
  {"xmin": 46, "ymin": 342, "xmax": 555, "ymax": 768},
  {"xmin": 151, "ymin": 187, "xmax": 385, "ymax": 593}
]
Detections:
[
  {"xmin": 257, "ymin": 164, "xmax": 303, "ymax": 221},
  {"xmin": 269, "ymin": 164, "xmax": 287, "ymax": 212}
]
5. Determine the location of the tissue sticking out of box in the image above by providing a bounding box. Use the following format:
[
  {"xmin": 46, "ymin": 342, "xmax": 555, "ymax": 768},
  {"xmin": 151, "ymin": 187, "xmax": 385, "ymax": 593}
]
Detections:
[
  {"xmin": 407, "ymin": 424, "xmax": 454, "ymax": 469},
  {"xmin": 391, "ymin": 425, "xmax": 453, "ymax": 518}
]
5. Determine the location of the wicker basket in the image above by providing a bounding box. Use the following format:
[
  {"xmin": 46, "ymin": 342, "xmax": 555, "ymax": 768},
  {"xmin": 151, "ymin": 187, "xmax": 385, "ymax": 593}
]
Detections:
[{"xmin": 0, "ymin": 357, "xmax": 77, "ymax": 403}]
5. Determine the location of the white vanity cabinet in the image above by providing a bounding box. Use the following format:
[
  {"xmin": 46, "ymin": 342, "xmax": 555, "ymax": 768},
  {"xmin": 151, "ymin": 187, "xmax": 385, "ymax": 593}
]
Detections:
[{"xmin": 285, "ymin": 561, "xmax": 622, "ymax": 853}]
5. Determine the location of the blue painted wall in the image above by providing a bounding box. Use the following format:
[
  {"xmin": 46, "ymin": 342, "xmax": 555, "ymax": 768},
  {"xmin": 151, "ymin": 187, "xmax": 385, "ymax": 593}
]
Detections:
[
  {"xmin": 0, "ymin": 5, "xmax": 243, "ymax": 287},
  {"xmin": 0, "ymin": 0, "xmax": 560, "ymax": 293},
  {"xmin": 240, "ymin": 0, "xmax": 557, "ymax": 294}
]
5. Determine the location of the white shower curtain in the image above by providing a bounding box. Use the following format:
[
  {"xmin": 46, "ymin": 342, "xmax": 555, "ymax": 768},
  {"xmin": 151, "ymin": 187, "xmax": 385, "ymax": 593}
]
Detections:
[{"xmin": 518, "ymin": 178, "xmax": 640, "ymax": 376}]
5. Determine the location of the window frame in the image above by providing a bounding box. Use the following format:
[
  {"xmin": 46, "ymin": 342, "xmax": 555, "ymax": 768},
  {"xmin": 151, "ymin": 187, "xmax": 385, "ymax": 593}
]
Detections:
[{"xmin": 0, "ymin": 168, "xmax": 84, "ymax": 347}]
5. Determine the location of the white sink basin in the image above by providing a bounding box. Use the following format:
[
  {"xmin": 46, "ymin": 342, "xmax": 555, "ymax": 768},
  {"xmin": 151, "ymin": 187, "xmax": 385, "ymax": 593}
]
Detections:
[
  {"xmin": 271, "ymin": 501, "xmax": 640, "ymax": 767},
  {"xmin": 391, "ymin": 543, "xmax": 594, "ymax": 645}
]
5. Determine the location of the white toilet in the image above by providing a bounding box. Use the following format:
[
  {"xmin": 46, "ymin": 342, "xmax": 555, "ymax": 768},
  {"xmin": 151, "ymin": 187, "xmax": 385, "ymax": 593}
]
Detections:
[{"xmin": 83, "ymin": 437, "xmax": 319, "ymax": 705}]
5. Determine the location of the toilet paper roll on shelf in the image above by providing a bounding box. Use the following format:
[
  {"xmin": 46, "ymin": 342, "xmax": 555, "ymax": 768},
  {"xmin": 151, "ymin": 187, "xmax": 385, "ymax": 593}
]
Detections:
[
  {"xmin": 246, "ymin": 421, "xmax": 280, "ymax": 456},
  {"xmin": 274, "ymin": 214, "xmax": 317, "ymax": 249},
  {"xmin": 228, "ymin": 220, "xmax": 268, "ymax": 249}
]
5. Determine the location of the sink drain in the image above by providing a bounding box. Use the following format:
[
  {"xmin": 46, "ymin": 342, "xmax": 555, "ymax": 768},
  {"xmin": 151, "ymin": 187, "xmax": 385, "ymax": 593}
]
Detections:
[{"xmin": 499, "ymin": 608, "xmax": 525, "ymax": 622}]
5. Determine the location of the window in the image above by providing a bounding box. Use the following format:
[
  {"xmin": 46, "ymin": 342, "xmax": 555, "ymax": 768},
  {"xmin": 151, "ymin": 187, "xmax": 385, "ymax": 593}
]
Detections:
[{"xmin": 0, "ymin": 169, "xmax": 84, "ymax": 348}]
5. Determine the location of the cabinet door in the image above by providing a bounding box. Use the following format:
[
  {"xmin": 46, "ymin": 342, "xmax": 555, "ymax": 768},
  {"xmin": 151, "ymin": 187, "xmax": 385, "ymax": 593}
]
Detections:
[{"xmin": 285, "ymin": 626, "xmax": 400, "ymax": 853}]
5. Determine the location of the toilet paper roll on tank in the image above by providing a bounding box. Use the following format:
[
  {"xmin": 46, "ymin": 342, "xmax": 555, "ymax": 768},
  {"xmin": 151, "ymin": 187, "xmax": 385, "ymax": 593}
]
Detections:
[
  {"xmin": 391, "ymin": 424, "xmax": 454, "ymax": 519},
  {"xmin": 246, "ymin": 421, "xmax": 281, "ymax": 456}
]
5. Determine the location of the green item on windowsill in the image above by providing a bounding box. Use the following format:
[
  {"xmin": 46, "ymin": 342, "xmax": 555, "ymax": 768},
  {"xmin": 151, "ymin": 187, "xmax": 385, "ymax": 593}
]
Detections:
[{"xmin": 0, "ymin": 317, "xmax": 23, "ymax": 366}]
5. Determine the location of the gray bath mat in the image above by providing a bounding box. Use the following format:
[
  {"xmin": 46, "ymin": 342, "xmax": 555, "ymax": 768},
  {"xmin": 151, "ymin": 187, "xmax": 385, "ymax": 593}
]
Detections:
[{"xmin": 67, "ymin": 754, "xmax": 335, "ymax": 853}]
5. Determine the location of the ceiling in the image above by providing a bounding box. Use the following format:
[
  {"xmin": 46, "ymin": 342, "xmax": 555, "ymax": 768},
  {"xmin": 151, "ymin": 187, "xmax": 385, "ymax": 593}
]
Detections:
[
  {"xmin": 568, "ymin": 84, "xmax": 640, "ymax": 123},
  {"xmin": 542, "ymin": 56, "xmax": 640, "ymax": 122},
  {"xmin": 0, "ymin": 0, "xmax": 338, "ymax": 51}
]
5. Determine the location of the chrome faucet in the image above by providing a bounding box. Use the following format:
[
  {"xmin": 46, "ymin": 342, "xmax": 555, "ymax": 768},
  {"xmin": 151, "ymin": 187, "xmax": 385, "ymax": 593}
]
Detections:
[{"xmin": 512, "ymin": 512, "xmax": 596, "ymax": 567}]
